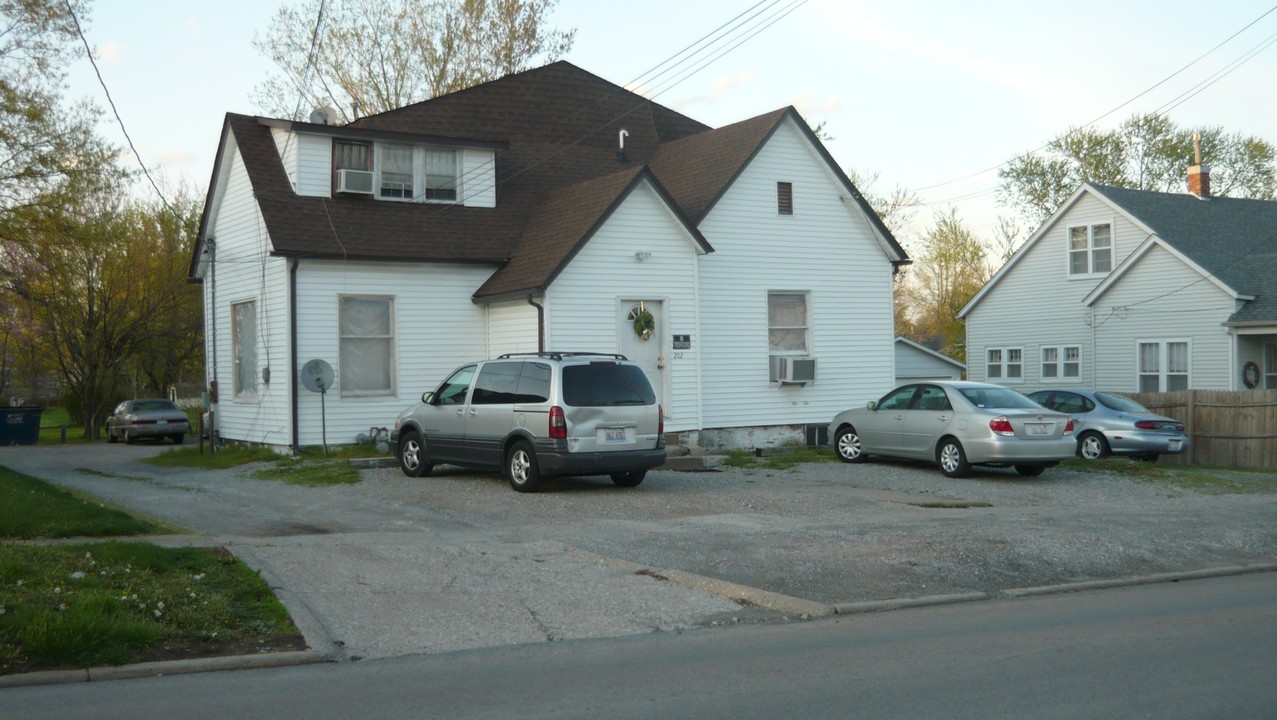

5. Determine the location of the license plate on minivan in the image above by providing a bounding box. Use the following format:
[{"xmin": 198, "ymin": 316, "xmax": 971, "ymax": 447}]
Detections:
[{"xmin": 601, "ymin": 428, "xmax": 628, "ymax": 443}]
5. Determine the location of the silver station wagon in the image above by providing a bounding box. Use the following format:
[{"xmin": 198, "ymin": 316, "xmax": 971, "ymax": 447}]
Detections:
[
  {"xmin": 829, "ymin": 381, "xmax": 1076, "ymax": 477},
  {"xmin": 391, "ymin": 352, "xmax": 666, "ymax": 492}
]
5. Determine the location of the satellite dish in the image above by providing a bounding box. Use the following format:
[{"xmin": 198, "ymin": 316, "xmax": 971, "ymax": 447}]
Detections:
[
  {"xmin": 309, "ymin": 106, "xmax": 338, "ymax": 125},
  {"xmin": 301, "ymin": 359, "xmax": 334, "ymax": 393}
]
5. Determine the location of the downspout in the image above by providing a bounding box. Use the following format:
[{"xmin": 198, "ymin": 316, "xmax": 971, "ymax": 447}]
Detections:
[
  {"xmin": 208, "ymin": 238, "xmax": 218, "ymax": 443},
  {"xmin": 527, "ymin": 295, "xmax": 545, "ymax": 352},
  {"xmin": 290, "ymin": 258, "xmax": 300, "ymax": 452}
]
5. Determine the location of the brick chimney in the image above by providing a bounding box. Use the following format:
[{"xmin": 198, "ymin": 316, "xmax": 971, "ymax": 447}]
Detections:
[{"xmin": 1188, "ymin": 131, "xmax": 1210, "ymax": 198}]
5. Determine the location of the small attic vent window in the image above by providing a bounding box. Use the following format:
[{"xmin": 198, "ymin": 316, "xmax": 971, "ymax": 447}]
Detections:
[{"xmin": 777, "ymin": 182, "xmax": 793, "ymax": 215}]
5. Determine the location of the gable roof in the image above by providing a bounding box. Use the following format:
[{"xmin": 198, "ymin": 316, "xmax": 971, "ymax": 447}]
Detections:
[
  {"xmin": 473, "ymin": 166, "xmax": 710, "ymax": 301},
  {"xmin": 894, "ymin": 337, "xmax": 966, "ymax": 370},
  {"xmin": 960, "ymin": 183, "xmax": 1277, "ymax": 322},
  {"xmin": 194, "ymin": 61, "xmax": 907, "ymax": 294}
]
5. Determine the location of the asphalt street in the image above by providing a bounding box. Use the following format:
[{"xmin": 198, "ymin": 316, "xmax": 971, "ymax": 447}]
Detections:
[{"xmin": 2, "ymin": 442, "xmax": 1275, "ymax": 667}]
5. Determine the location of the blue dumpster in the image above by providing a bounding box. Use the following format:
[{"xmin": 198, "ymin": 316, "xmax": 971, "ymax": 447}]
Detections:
[{"xmin": 0, "ymin": 407, "xmax": 43, "ymax": 445}]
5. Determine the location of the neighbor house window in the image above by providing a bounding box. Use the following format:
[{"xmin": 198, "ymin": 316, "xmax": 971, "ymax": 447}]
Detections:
[
  {"xmin": 777, "ymin": 182, "xmax": 793, "ymax": 215},
  {"xmin": 768, "ymin": 292, "xmax": 808, "ymax": 353},
  {"xmin": 335, "ymin": 140, "xmax": 371, "ymax": 171},
  {"xmin": 377, "ymin": 143, "xmax": 415, "ymax": 200},
  {"xmin": 1068, "ymin": 222, "xmax": 1113, "ymax": 276},
  {"xmin": 425, "ymin": 148, "xmax": 459, "ymax": 201},
  {"xmin": 232, "ymin": 300, "xmax": 258, "ymax": 398},
  {"xmin": 1138, "ymin": 340, "xmax": 1189, "ymax": 392},
  {"xmin": 1264, "ymin": 343, "xmax": 1277, "ymax": 390},
  {"xmin": 1041, "ymin": 345, "xmax": 1081, "ymax": 380},
  {"xmin": 986, "ymin": 347, "xmax": 1022, "ymax": 381},
  {"xmin": 339, "ymin": 296, "xmax": 395, "ymax": 396}
]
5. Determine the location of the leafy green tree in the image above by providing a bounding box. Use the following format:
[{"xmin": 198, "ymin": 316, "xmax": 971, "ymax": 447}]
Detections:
[
  {"xmin": 900, "ymin": 208, "xmax": 991, "ymax": 364},
  {"xmin": 253, "ymin": 0, "xmax": 575, "ymax": 122},
  {"xmin": 998, "ymin": 113, "xmax": 1277, "ymax": 224},
  {"xmin": 846, "ymin": 168, "xmax": 921, "ymax": 339}
]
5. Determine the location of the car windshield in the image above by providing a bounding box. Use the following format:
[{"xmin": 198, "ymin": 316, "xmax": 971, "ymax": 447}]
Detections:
[
  {"xmin": 1094, "ymin": 392, "xmax": 1149, "ymax": 413},
  {"xmin": 562, "ymin": 363, "xmax": 656, "ymax": 407},
  {"xmin": 958, "ymin": 387, "xmax": 1041, "ymax": 410},
  {"xmin": 134, "ymin": 400, "xmax": 179, "ymax": 412}
]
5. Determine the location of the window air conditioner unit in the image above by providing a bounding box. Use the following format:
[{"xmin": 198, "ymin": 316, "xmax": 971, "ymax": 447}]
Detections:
[
  {"xmin": 777, "ymin": 356, "xmax": 817, "ymax": 384},
  {"xmin": 336, "ymin": 169, "xmax": 374, "ymax": 195}
]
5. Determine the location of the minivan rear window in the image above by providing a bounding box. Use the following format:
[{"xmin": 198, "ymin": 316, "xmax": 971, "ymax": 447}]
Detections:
[{"xmin": 562, "ymin": 364, "xmax": 656, "ymax": 407}]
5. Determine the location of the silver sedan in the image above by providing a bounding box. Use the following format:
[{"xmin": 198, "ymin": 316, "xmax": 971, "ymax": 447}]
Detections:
[
  {"xmin": 1025, "ymin": 389, "xmax": 1188, "ymax": 462},
  {"xmin": 829, "ymin": 381, "xmax": 1076, "ymax": 478},
  {"xmin": 106, "ymin": 399, "xmax": 190, "ymax": 444}
]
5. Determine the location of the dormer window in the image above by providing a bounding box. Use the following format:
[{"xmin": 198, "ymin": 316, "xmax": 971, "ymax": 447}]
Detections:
[
  {"xmin": 335, "ymin": 140, "xmax": 371, "ymax": 172},
  {"xmin": 378, "ymin": 143, "xmax": 415, "ymax": 200},
  {"xmin": 332, "ymin": 138, "xmax": 467, "ymax": 203},
  {"xmin": 425, "ymin": 148, "xmax": 458, "ymax": 201}
]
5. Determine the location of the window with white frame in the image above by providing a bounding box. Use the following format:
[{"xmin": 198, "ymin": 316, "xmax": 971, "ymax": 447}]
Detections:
[
  {"xmin": 1137, "ymin": 340, "xmax": 1189, "ymax": 392},
  {"xmin": 339, "ymin": 296, "xmax": 395, "ymax": 396},
  {"xmin": 425, "ymin": 148, "xmax": 458, "ymax": 201},
  {"xmin": 377, "ymin": 143, "xmax": 414, "ymax": 200},
  {"xmin": 986, "ymin": 347, "xmax": 1022, "ymax": 381},
  {"xmin": 768, "ymin": 292, "xmax": 809, "ymax": 354},
  {"xmin": 1041, "ymin": 345, "xmax": 1081, "ymax": 380},
  {"xmin": 1068, "ymin": 223, "xmax": 1113, "ymax": 276},
  {"xmin": 232, "ymin": 301, "xmax": 258, "ymax": 398}
]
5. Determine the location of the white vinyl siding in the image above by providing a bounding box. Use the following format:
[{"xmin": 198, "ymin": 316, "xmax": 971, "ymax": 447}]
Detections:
[
  {"xmin": 964, "ymin": 192, "xmax": 1144, "ymax": 389},
  {"xmin": 270, "ymin": 130, "xmax": 332, "ymax": 197},
  {"xmin": 461, "ymin": 148, "xmax": 496, "ymax": 208},
  {"xmin": 696, "ymin": 119, "xmax": 896, "ymax": 429},
  {"xmin": 543, "ymin": 181, "xmax": 703, "ymax": 431},
  {"xmin": 894, "ymin": 341, "xmax": 964, "ymax": 383},
  {"xmin": 486, "ymin": 300, "xmax": 541, "ymax": 357},
  {"xmin": 1091, "ymin": 243, "xmax": 1233, "ymax": 391},
  {"xmin": 295, "ymin": 261, "xmax": 493, "ymax": 448}
]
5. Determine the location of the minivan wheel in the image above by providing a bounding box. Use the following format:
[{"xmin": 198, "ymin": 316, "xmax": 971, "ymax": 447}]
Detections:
[
  {"xmin": 610, "ymin": 471, "xmax": 646, "ymax": 488},
  {"xmin": 397, "ymin": 431, "xmax": 433, "ymax": 478},
  {"xmin": 835, "ymin": 426, "xmax": 866, "ymax": 463},
  {"xmin": 937, "ymin": 438, "xmax": 971, "ymax": 478},
  {"xmin": 506, "ymin": 440, "xmax": 544, "ymax": 493}
]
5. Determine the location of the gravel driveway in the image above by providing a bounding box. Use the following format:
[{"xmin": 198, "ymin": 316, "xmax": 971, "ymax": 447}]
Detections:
[{"xmin": 3, "ymin": 444, "xmax": 1275, "ymax": 660}]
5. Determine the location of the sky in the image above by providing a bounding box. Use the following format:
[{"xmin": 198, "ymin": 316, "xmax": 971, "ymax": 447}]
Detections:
[{"xmin": 63, "ymin": 0, "xmax": 1277, "ymax": 251}]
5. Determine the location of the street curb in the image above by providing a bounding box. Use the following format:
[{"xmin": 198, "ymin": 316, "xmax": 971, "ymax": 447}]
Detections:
[
  {"xmin": 832, "ymin": 592, "xmax": 990, "ymax": 615},
  {"xmin": 547, "ymin": 542, "xmax": 835, "ymax": 618},
  {"xmin": 0, "ymin": 650, "xmax": 331, "ymax": 688},
  {"xmin": 1002, "ymin": 561, "xmax": 1277, "ymax": 598}
]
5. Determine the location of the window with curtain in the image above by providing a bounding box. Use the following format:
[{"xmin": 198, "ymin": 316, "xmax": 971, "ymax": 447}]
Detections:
[
  {"xmin": 232, "ymin": 301, "xmax": 258, "ymax": 397},
  {"xmin": 768, "ymin": 292, "xmax": 808, "ymax": 353},
  {"xmin": 339, "ymin": 296, "xmax": 395, "ymax": 395},
  {"xmin": 1041, "ymin": 345, "xmax": 1081, "ymax": 379},
  {"xmin": 378, "ymin": 143, "xmax": 414, "ymax": 199},
  {"xmin": 425, "ymin": 148, "xmax": 458, "ymax": 201},
  {"xmin": 1266, "ymin": 343, "xmax": 1277, "ymax": 390},
  {"xmin": 335, "ymin": 140, "xmax": 370, "ymax": 170},
  {"xmin": 1138, "ymin": 340, "xmax": 1189, "ymax": 392},
  {"xmin": 985, "ymin": 347, "xmax": 1022, "ymax": 381}
]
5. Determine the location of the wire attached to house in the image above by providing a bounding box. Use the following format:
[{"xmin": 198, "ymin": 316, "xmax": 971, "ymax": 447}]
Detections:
[{"xmin": 63, "ymin": 0, "xmax": 179, "ymax": 218}]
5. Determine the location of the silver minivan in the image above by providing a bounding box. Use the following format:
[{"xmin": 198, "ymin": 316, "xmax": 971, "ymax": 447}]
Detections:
[{"xmin": 391, "ymin": 352, "xmax": 666, "ymax": 492}]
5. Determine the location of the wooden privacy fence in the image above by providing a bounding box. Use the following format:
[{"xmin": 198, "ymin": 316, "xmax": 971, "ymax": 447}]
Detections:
[{"xmin": 1125, "ymin": 389, "xmax": 1277, "ymax": 470}]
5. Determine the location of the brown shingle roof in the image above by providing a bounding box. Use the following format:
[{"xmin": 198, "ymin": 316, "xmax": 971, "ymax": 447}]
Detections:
[{"xmin": 194, "ymin": 62, "xmax": 906, "ymax": 291}]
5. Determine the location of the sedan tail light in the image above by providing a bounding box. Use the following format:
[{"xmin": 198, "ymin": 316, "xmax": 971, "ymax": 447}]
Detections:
[
  {"xmin": 1134, "ymin": 420, "xmax": 1156, "ymax": 430},
  {"xmin": 989, "ymin": 416, "xmax": 1014, "ymax": 436},
  {"xmin": 1064, "ymin": 418, "xmax": 1075, "ymax": 434},
  {"xmin": 549, "ymin": 406, "xmax": 567, "ymax": 439}
]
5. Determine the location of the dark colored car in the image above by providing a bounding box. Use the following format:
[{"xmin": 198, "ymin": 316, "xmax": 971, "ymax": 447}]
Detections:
[
  {"xmin": 1026, "ymin": 388, "xmax": 1188, "ymax": 462},
  {"xmin": 106, "ymin": 399, "xmax": 190, "ymax": 444}
]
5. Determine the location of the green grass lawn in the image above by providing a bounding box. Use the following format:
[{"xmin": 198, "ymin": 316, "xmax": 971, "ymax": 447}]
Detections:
[{"xmin": 0, "ymin": 468, "xmax": 305, "ymax": 675}]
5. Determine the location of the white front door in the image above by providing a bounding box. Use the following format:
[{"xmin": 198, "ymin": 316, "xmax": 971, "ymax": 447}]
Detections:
[{"xmin": 619, "ymin": 300, "xmax": 667, "ymax": 415}]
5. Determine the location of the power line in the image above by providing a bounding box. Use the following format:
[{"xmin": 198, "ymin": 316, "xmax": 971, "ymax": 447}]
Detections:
[{"xmin": 63, "ymin": 0, "xmax": 179, "ymax": 218}]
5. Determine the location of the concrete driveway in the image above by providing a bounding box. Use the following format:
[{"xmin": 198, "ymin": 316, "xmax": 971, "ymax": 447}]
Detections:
[{"xmin": 3, "ymin": 443, "xmax": 1275, "ymax": 662}]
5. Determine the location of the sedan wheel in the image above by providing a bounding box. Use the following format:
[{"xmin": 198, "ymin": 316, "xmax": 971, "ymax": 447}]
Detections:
[
  {"xmin": 107, "ymin": 427, "xmax": 117, "ymax": 444},
  {"xmin": 1078, "ymin": 432, "xmax": 1110, "ymax": 460},
  {"xmin": 834, "ymin": 427, "xmax": 866, "ymax": 463},
  {"xmin": 1014, "ymin": 464, "xmax": 1045, "ymax": 477},
  {"xmin": 937, "ymin": 438, "xmax": 971, "ymax": 478},
  {"xmin": 610, "ymin": 471, "xmax": 646, "ymax": 488}
]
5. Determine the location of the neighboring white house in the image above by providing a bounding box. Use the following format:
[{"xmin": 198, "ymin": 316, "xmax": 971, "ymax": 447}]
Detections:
[
  {"xmin": 894, "ymin": 337, "xmax": 965, "ymax": 383},
  {"xmin": 190, "ymin": 62, "xmax": 909, "ymax": 452},
  {"xmin": 960, "ymin": 169, "xmax": 1277, "ymax": 393}
]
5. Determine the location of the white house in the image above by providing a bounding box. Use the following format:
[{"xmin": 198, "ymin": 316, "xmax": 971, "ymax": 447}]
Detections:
[
  {"xmin": 960, "ymin": 167, "xmax": 1277, "ymax": 393},
  {"xmin": 189, "ymin": 62, "xmax": 909, "ymax": 452}
]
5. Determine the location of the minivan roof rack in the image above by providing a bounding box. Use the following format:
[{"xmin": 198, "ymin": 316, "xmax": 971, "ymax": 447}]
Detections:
[{"xmin": 496, "ymin": 351, "xmax": 629, "ymax": 361}]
